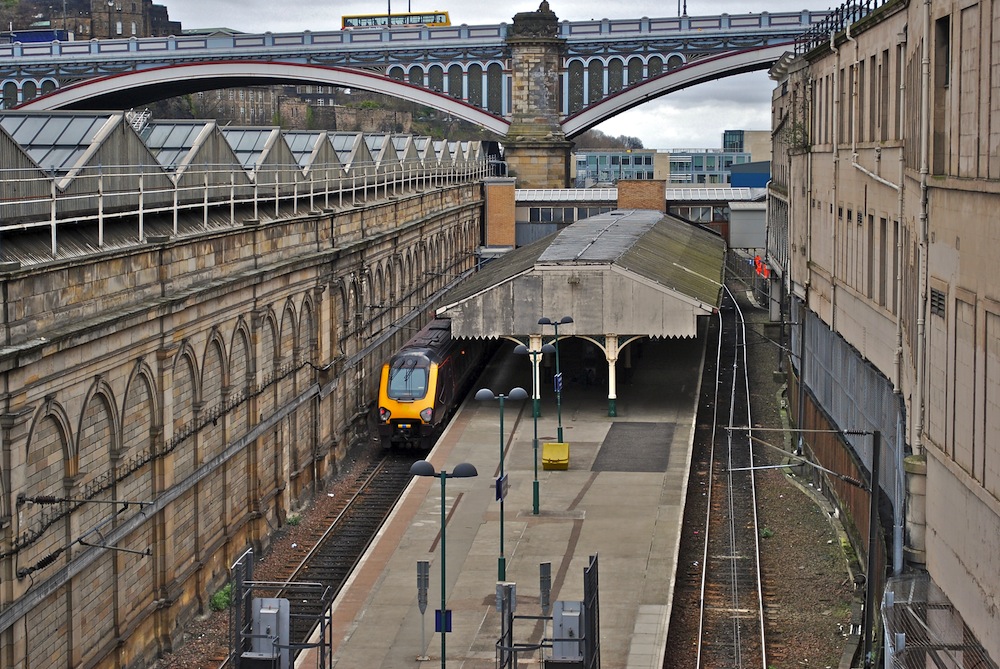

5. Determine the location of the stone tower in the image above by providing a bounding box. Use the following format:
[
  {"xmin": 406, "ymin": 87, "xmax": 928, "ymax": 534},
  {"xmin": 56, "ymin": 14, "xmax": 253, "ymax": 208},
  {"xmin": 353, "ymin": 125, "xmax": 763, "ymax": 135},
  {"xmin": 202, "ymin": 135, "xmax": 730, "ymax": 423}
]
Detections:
[{"xmin": 503, "ymin": 1, "xmax": 573, "ymax": 188}]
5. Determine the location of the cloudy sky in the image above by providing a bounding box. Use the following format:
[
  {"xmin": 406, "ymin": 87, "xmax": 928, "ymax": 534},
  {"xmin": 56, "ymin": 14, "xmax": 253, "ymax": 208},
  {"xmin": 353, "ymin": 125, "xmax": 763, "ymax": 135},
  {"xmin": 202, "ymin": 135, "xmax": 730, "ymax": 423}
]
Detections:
[{"xmin": 160, "ymin": 0, "xmax": 823, "ymax": 149}]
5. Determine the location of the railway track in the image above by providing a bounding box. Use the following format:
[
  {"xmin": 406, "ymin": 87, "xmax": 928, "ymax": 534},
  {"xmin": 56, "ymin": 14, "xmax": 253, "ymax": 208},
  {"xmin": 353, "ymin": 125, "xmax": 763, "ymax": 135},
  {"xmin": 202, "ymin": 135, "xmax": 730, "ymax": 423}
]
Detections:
[
  {"xmin": 695, "ymin": 287, "xmax": 767, "ymax": 669},
  {"xmin": 226, "ymin": 450, "xmax": 420, "ymax": 665},
  {"xmin": 284, "ymin": 451, "xmax": 418, "ymax": 646}
]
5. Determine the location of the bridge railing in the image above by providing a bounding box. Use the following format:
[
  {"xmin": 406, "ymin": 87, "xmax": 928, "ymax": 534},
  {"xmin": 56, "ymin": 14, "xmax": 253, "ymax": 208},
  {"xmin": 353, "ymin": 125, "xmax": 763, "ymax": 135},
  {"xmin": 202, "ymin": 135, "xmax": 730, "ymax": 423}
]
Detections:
[
  {"xmin": 0, "ymin": 158, "xmax": 490, "ymax": 260},
  {"xmin": 0, "ymin": 10, "xmax": 833, "ymax": 61},
  {"xmin": 794, "ymin": 0, "xmax": 892, "ymax": 54}
]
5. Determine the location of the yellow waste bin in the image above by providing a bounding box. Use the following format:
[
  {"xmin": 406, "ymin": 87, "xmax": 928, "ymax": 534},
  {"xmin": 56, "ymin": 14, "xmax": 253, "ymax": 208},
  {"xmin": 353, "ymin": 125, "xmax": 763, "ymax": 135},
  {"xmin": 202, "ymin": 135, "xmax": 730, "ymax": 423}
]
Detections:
[{"xmin": 542, "ymin": 442, "xmax": 569, "ymax": 470}]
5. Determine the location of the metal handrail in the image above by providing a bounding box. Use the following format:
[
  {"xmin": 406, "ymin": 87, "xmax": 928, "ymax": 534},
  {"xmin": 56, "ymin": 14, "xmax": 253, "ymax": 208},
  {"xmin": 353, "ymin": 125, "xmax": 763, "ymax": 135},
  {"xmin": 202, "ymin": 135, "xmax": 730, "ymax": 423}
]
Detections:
[{"xmin": 0, "ymin": 158, "xmax": 492, "ymax": 256}]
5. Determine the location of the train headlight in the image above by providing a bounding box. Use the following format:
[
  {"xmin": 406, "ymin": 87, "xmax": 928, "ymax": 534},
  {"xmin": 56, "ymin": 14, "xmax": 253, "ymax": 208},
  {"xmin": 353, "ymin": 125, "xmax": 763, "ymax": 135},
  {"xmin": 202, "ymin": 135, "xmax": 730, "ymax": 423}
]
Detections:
[
  {"xmin": 379, "ymin": 407, "xmax": 391, "ymax": 422},
  {"xmin": 419, "ymin": 407, "xmax": 433, "ymax": 423}
]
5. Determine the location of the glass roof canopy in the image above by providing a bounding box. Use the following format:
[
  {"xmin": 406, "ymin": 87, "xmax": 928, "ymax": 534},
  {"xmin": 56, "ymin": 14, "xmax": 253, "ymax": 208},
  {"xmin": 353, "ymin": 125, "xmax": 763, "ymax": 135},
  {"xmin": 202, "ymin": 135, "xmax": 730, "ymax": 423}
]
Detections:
[{"xmin": 0, "ymin": 113, "xmax": 113, "ymax": 174}]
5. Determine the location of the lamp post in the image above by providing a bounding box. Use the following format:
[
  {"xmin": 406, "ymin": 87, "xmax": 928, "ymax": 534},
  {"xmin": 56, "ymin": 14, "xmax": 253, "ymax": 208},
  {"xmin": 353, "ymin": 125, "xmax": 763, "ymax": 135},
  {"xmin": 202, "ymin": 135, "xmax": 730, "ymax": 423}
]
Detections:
[
  {"xmin": 409, "ymin": 459, "xmax": 478, "ymax": 669},
  {"xmin": 475, "ymin": 386, "xmax": 527, "ymax": 581},
  {"xmin": 513, "ymin": 342, "xmax": 555, "ymax": 515},
  {"xmin": 538, "ymin": 316, "xmax": 573, "ymax": 443}
]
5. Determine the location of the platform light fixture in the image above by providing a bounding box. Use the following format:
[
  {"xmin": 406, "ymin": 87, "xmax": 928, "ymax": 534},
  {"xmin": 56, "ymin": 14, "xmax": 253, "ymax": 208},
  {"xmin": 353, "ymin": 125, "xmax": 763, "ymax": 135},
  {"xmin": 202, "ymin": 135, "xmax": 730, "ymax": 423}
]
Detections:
[
  {"xmin": 475, "ymin": 386, "xmax": 528, "ymax": 581},
  {"xmin": 513, "ymin": 342, "xmax": 556, "ymax": 514},
  {"xmin": 409, "ymin": 459, "xmax": 478, "ymax": 669},
  {"xmin": 538, "ymin": 316, "xmax": 573, "ymax": 443}
]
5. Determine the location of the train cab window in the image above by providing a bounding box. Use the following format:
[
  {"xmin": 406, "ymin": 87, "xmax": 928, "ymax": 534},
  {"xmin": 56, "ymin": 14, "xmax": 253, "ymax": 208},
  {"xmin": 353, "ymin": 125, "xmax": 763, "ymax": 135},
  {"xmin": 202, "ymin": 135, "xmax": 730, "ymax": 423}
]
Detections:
[{"xmin": 387, "ymin": 363, "xmax": 429, "ymax": 399}]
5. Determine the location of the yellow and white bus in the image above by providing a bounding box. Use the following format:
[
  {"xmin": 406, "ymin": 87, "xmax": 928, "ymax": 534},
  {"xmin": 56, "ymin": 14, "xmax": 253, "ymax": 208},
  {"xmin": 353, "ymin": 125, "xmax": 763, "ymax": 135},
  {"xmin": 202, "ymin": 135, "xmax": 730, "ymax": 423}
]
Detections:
[{"xmin": 342, "ymin": 11, "xmax": 451, "ymax": 29}]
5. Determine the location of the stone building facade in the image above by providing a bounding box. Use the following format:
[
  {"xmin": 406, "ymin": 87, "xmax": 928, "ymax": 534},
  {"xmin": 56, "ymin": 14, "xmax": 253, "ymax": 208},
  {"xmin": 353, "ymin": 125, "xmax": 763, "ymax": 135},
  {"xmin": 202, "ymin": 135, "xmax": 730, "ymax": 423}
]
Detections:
[
  {"xmin": 0, "ymin": 183, "xmax": 483, "ymax": 668},
  {"xmin": 768, "ymin": 0, "xmax": 1000, "ymax": 663}
]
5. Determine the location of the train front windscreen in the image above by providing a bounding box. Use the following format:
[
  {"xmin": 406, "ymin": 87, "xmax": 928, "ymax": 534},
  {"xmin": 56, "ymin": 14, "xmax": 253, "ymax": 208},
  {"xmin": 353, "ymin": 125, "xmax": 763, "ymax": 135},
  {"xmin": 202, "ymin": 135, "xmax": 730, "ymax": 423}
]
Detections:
[{"xmin": 387, "ymin": 359, "xmax": 429, "ymax": 400}]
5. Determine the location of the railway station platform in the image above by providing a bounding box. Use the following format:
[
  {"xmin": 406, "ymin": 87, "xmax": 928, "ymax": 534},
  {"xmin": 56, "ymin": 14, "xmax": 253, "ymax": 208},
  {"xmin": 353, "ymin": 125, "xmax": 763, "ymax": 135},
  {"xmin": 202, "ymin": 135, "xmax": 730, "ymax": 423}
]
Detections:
[{"xmin": 307, "ymin": 333, "xmax": 707, "ymax": 668}]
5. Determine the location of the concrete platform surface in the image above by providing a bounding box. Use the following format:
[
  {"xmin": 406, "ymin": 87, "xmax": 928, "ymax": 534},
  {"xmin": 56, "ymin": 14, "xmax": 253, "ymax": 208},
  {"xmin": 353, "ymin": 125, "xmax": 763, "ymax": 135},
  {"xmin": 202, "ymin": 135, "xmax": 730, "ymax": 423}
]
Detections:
[{"xmin": 306, "ymin": 336, "xmax": 705, "ymax": 668}]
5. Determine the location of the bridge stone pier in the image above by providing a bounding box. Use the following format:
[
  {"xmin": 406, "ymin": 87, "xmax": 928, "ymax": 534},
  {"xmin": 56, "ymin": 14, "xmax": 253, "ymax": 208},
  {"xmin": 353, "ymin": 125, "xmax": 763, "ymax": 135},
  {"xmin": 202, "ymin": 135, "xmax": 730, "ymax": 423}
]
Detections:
[{"xmin": 504, "ymin": 1, "xmax": 573, "ymax": 188}]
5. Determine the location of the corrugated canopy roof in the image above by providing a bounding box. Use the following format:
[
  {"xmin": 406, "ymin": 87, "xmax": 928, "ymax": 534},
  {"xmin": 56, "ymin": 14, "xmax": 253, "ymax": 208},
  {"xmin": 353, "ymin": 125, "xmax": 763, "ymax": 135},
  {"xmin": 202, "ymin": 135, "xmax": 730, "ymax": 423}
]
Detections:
[{"xmin": 437, "ymin": 210, "xmax": 726, "ymax": 340}]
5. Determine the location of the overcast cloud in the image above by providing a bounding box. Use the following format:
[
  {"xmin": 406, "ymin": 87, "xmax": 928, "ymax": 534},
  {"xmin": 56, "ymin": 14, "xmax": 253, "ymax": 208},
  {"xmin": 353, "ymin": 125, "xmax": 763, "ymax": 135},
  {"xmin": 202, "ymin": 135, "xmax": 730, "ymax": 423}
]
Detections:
[{"xmin": 160, "ymin": 0, "xmax": 822, "ymax": 149}]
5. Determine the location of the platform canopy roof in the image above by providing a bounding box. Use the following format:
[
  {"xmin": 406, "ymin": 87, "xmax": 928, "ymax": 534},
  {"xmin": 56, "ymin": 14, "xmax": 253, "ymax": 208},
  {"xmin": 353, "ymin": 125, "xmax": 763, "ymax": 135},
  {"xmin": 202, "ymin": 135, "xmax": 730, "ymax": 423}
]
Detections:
[{"xmin": 437, "ymin": 209, "xmax": 727, "ymax": 340}]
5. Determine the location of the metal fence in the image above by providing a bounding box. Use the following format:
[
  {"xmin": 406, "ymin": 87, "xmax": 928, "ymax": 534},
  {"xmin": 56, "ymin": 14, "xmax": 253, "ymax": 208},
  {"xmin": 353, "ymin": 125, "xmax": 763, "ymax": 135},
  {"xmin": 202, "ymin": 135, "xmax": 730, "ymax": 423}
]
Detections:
[
  {"xmin": 790, "ymin": 297, "xmax": 906, "ymax": 574},
  {"xmin": 0, "ymin": 159, "xmax": 490, "ymax": 258},
  {"xmin": 795, "ymin": 0, "xmax": 897, "ymax": 54}
]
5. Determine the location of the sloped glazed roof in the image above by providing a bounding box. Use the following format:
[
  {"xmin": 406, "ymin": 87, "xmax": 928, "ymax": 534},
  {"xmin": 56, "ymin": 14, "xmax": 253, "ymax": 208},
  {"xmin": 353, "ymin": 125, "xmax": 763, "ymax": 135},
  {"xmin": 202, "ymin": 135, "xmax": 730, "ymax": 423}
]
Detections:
[
  {"xmin": 0, "ymin": 113, "xmax": 113, "ymax": 173},
  {"xmin": 141, "ymin": 121, "xmax": 212, "ymax": 169}
]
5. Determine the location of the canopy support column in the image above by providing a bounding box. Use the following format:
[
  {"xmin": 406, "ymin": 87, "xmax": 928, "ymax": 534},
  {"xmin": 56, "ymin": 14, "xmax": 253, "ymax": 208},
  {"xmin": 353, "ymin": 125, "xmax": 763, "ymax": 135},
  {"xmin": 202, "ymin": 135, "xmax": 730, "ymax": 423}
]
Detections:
[{"xmin": 606, "ymin": 334, "xmax": 619, "ymax": 417}]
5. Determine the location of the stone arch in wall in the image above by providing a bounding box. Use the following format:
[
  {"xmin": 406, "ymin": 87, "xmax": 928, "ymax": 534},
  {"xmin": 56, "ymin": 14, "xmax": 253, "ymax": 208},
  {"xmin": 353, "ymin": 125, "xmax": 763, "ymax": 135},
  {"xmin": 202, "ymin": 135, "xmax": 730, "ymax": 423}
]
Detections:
[
  {"xmin": 293, "ymin": 297, "xmax": 316, "ymax": 497},
  {"xmin": 337, "ymin": 278, "xmax": 350, "ymax": 327},
  {"xmin": 72, "ymin": 379, "xmax": 119, "ymax": 666},
  {"xmin": 170, "ymin": 343, "xmax": 200, "ymax": 579},
  {"xmin": 199, "ymin": 331, "xmax": 228, "ymax": 558},
  {"xmin": 277, "ymin": 301, "xmax": 297, "ymax": 510},
  {"xmin": 349, "ymin": 274, "xmax": 362, "ymax": 326},
  {"xmin": 117, "ymin": 358, "xmax": 157, "ymax": 629},
  {"xmin": 227, "ymin": 319, "xmax": 254, "ymax": 530},
  {"xmin": 403, "ymin": 252, "xmax": 414, "ymax": 306},
  {"xmin": 390, "ymin": 253, "xmax": 403, "ymax": 316},
  {"xmin": 21, "ymin": 400, "xmax": 74, "ymax": 667},
  {"xmin": 201, "ymin": 330, "xmax": 228, "ymax": 458},
  {"xmin": 75, "ymin": 378, "xmax": 120, "ymax": 542},
  {"xmin": 256, "ymin": 308, "xmax": 281, "ymax": 528},
  {"xmin": 279, "ymin": 299, "xmax": 298, "ymax": 376}
]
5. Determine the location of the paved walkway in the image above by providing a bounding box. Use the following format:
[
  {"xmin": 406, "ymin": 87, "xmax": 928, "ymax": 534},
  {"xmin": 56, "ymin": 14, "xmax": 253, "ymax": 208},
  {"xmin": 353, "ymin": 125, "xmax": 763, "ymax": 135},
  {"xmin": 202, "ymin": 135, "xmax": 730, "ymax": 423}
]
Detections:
[{"xmin": 304, "ymin": 334, "xmax": 706, "ymax": 668}]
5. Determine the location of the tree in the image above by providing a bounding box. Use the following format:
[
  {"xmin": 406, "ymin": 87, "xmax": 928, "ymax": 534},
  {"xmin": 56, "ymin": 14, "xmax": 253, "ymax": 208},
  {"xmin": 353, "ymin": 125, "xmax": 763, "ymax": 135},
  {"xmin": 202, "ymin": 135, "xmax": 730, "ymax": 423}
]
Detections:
[{"xmin": 574, "ymin": 129, "xmax": 643, "ymax": 150}]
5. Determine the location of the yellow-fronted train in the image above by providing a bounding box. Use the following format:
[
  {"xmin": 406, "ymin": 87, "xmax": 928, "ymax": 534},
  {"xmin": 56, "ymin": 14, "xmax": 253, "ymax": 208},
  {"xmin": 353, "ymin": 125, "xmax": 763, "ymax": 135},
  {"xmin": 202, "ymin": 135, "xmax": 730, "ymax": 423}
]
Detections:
[{"xmin": 376, "ymin": 318, "xmax": 492, "ymax": 449}]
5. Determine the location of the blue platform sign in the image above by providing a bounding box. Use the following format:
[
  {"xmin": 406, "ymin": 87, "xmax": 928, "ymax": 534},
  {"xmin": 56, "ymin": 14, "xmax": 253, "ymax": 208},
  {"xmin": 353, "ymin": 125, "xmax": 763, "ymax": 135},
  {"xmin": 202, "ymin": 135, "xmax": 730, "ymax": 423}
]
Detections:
[
  {"xmin": 435, "ymin": 609, "xmax": 452, "ymax": 632},
  {"xmin": 554, "ymin": 372, "xmax": 563, "ymax": 392},
  {"xmin": 495, "ymin": 474, "xmax": 509, "ymax": 501}
]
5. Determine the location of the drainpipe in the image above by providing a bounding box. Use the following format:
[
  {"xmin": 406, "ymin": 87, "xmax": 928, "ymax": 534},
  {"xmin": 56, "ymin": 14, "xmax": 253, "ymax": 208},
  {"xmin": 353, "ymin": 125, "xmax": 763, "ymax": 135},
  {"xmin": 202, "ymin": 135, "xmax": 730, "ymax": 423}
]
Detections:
[
  {"xmin": 847, "ymin": 23, "xmax": 859, "ymax": 159},
  {"xmin": 894, "ymin": 31, "xmax": 907, "ymax": 394},
  {"xmin": 830, "ymin": 30, "xmax": 839, "ymax": 330},
  {"xmin": 799, "ymin": 78, "xmax": 814, "ymax": 457},
  {"xmin": 894, "ymin": 27, "xmax": 911, "ymax": 577},
  {"xmin": 914, "ymin": 0, "xmax": 931, "ymax": 457}
]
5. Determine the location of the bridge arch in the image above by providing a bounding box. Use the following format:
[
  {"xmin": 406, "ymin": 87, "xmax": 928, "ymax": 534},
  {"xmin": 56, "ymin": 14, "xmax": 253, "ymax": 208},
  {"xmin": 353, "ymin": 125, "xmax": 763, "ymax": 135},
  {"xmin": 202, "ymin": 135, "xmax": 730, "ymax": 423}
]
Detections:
[
  {"xmin": 17, "ymin": 45, "xmax": 790, "ymax": 143},
  {"xmin": 561, "ymin": 43, "xmax": 790, "ymax": 138},
  {"xmin": 18, "ymin": 61, "xmax": 511, "ymax": 137}
]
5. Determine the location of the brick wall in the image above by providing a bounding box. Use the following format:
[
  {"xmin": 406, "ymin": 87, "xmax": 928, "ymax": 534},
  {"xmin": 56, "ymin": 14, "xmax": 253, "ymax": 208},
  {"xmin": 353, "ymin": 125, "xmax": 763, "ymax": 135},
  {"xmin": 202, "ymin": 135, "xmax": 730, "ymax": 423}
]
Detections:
[
  {"xmin": 617, "ymin": 180, "xmax": 666, "ymax": 212},
  {"xmin": 484, "ymin": 178, "xmax": 516, "ymax": 247}
]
